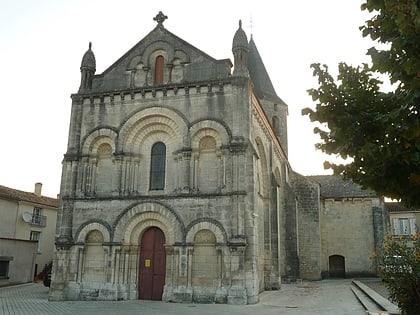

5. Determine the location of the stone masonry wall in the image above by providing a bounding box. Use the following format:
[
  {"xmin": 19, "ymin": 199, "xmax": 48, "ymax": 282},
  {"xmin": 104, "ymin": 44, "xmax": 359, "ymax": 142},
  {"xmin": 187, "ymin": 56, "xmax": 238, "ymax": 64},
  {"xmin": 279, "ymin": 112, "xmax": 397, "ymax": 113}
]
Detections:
[
  {"xmin": 320, "ymin": 198, "xmax": 377, "ymax": 277},
  {"xmin": 290, "ymin": 173, "xmax": 321, "ymax": 280}
]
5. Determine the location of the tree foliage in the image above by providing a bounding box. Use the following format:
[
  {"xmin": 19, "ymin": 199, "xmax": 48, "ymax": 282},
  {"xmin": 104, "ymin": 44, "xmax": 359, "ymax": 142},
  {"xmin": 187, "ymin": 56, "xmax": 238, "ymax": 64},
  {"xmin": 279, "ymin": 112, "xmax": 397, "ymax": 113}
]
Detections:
[{"xmin": 303, "ymin": 0, "xmax": 420, "ymax": 206}]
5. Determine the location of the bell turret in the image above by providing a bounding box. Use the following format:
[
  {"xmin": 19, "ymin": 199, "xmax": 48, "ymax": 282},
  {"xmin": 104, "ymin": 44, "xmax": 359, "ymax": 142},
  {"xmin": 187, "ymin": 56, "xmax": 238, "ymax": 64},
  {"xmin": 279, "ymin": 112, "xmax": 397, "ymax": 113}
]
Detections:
[
  {"xmin": 232, "ymin": 20, "xmax": 249, "ymax": 77},
  {"xmin": 79, "ymin": 42, "xmax": 96, "ymax": 92}
]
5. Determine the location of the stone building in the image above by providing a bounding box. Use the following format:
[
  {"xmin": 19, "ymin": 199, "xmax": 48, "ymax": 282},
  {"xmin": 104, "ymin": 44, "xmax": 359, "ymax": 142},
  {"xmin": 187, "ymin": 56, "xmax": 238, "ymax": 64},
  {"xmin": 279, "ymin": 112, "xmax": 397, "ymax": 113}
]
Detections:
[
  {"xmin": 308, "ymin": 175, "xmax": 387, "ymax": 278},
  {"xmin": 0, "ymin": 183, "xmax": 58, "ymax": 286},
  {"xmin": 387, "ymin": 202, "xmax": 419, "ymax": 238},
  {"xmin": 50, "ymin": 13, "xmax": 385, "ymax": 304}
]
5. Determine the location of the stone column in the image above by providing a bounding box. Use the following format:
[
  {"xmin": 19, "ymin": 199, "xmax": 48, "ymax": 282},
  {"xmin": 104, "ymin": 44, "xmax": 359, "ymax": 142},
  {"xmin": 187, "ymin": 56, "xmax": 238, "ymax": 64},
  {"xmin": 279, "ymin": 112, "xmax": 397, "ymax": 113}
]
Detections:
[
  {"xmin": 214, "ymin": 246, "xmax": 227, "ymax": 303},
  {"xmin": 187, "ymin": 246, "xmax": 194, "ymax": 288},
  {"xmin": 90, "ymin": 158, "xmax": 97, "ymax": 194},
  {"xmin": 167, "ymin": 64, "xmax": 173, "ymax": 84},
  {"xmin": 80, "ymin": 158, "xmax": 88, "ymax": 194},
  {"xmin": 227, "ymin": 245, "xmax": 247, "ymax": 305},
  {"xmin": 114, "ymin": 154, "xmax": 123, "ymax": 195},
  {"xmin": 121, "ymin": 158, "xmax": 128, "ymax": 194},
  {"xmin": 162, "ymin": 245, "xmax": 174, "ymax": 302},
  {"xmin": 181, "ymin": 149, "xmax": 191, "ymax": 193},
  {"xmin": 192, "ymin": 153, "xmax": 199, "ymax": 191},
  {"xmin": 133, "ymin": 158, "xmax": 140, "ymax": 193},
  {"xmin": 143, "ymin": 67, "xmax": 150, "ymax": 86},
  {"xmin": 76, "ymin": 247, "xmax": 84, "ymax": 283},
  {"xmin": 112, "ymin": 247, "xmax": 120, "ymax": 284},
  {"xmin": 216, "ymin": 151, "xmax": 222, "ymax": 192}
]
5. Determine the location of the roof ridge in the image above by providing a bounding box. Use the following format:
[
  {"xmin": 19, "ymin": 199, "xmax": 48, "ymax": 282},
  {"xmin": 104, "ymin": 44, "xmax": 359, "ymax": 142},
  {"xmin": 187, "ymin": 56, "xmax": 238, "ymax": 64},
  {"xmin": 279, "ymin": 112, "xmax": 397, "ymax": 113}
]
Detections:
[{"xmin": 0, "ymin": 184, "xmax": 59, "ymax": 208}]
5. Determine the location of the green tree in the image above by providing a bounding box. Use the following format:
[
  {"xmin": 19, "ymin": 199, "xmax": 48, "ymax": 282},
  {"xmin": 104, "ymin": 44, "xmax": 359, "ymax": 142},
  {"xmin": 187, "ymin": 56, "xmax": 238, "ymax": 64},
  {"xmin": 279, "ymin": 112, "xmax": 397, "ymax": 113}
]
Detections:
[{"xmin": 303, "ymin": 0, "xmax": 420, "ymax": 206}]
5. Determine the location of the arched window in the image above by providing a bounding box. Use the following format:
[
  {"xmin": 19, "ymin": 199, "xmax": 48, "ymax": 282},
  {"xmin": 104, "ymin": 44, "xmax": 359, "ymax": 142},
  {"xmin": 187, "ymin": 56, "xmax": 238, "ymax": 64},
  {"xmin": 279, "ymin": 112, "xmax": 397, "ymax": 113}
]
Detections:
[
  {"xmin": 154, "ymin": 55, "xmax": 164, "ymax": 85},
  {"xmin": 150, "ymin": 142, "xmax": 166, "ymax": 190}
]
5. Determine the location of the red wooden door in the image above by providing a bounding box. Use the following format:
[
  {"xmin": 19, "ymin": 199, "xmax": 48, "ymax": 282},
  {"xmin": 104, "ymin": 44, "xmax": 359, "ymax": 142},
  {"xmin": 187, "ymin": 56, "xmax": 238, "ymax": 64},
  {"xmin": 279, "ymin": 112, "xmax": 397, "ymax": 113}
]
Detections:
[{"xmin": 138, "ymin": 227, "xmax": 166, "ymax": 300}]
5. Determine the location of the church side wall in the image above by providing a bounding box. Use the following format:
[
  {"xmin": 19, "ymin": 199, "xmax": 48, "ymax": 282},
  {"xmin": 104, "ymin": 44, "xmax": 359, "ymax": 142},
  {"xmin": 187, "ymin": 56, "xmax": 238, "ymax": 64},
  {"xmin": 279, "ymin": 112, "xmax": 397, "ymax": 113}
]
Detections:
[{"xmin": 290, "ymin": 173, "xmax": 322, "ymax": 280}]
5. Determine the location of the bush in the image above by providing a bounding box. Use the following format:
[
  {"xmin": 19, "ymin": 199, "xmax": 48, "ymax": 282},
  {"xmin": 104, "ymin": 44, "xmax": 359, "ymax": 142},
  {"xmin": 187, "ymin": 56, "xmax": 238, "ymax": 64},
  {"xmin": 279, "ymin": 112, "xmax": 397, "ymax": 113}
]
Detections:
[{"xmin": 375, "ymin": 234, "xmax": 420, "ymax": 314}]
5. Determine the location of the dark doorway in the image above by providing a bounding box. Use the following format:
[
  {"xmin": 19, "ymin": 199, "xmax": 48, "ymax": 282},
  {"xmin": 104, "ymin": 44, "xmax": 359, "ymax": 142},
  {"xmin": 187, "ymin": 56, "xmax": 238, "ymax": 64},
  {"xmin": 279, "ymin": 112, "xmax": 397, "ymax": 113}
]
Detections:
[
  {"xmin": 329, "ymin": 255, "xmax": 345, "ymax": 278},
  {"xmin": 138, "ymin": 227, "xmax": 166, "ymax": 300}
]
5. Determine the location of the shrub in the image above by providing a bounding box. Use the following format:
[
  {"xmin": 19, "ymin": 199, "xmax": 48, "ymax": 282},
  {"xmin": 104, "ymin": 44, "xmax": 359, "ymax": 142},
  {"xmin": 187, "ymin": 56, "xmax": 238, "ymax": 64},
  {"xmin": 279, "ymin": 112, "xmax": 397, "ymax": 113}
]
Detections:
[{"xmin": 376, "ymin": 234, "xmax": 420, "ymax": 314}]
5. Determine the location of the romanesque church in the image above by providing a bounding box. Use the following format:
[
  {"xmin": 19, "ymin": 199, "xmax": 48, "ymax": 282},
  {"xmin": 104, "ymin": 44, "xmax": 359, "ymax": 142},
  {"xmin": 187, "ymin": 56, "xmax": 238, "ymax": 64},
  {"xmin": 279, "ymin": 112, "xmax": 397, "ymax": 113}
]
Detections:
[{"xmin": 50, "ymin": 12, "xmax": 387, "ymax": 304}]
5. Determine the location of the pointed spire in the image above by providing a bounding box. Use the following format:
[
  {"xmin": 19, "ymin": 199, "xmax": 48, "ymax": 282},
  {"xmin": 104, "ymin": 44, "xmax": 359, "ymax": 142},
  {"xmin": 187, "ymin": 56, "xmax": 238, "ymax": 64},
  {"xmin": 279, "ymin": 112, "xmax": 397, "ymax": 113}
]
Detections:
[
  {"xmin": 80, "ymin": 42, "xmax": 96, "ymax": 71},
  {"xmin": 247, "ymin": 37, "xmax": 283, "ymax": 104},
  {"xmin": 232, "ymin": 20, "xmax": 249, "ymax": 77}
]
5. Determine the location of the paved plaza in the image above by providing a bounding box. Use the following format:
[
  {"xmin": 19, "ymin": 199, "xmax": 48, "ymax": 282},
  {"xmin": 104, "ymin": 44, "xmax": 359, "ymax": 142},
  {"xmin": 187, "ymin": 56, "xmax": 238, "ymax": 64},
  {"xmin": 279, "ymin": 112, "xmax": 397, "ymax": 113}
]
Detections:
[{"xmin": 0, "ymin": 279, "xmax": 369, "ymax": 315}]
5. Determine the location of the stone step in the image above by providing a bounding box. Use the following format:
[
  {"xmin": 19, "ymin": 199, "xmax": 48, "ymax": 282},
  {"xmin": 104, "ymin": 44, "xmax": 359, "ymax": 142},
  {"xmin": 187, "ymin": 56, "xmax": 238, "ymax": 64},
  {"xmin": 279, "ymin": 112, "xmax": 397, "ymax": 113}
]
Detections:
[
  {"xmin": 351, "ymin": 283, "xmax": 385, "ymax": 312},
  {"xmin": 351, "ymin": 280, "xmax": 400, "ymax": 315}
]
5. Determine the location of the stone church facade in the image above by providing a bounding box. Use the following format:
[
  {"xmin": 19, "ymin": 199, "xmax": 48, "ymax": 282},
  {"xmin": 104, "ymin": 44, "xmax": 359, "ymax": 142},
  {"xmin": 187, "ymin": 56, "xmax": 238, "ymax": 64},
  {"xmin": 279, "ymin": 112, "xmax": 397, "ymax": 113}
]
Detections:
[{"xmin": 49, "ymin": 13, "xmax": 384, "ymax": 304}]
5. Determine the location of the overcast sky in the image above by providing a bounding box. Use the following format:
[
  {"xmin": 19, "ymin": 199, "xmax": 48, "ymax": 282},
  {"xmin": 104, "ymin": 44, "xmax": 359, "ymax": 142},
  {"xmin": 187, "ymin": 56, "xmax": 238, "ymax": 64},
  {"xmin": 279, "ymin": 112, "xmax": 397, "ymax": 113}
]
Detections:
[{"xmin": 0, "ymin": 0, "xmax": 373, "ymax": 197}]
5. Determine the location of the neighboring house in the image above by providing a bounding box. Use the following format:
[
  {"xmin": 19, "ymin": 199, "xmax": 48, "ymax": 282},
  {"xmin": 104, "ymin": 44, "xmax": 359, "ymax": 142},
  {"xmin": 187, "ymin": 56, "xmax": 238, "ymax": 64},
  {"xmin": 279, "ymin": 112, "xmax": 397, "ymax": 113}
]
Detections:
[
  {"xmin": 0, "ymin": 238, "xmax": 37, "ymax": 286},
  {"xmin": 386, "ymin": 202, "xmax": 419, "ymax": 238},
  {"xmin": 308, "ymin": 176, "xmax": 388, "ymax": 279},
  {"xmin": 0, "ymin": 183, "xmax": 59, "ymax": 285},
  {"xmin": 50, "ymin": 12, "xmax": 388, "ymax": 304}
]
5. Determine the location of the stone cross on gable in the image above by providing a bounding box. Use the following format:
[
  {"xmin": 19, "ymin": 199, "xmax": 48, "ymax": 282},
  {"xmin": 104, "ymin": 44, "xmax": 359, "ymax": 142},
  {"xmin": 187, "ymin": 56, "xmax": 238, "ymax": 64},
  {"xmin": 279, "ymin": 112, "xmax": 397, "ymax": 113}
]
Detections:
[{"xmin": 154, "ymin": 11, "xmax": 168, "ymax": 26}]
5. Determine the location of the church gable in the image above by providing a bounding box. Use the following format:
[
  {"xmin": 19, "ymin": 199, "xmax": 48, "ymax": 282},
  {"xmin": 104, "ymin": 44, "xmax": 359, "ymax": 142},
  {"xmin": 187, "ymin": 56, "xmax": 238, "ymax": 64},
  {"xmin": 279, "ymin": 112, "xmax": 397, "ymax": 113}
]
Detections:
[{"xmin": 88, "ymin": 13, "xmax": 232, "ymax": 93}]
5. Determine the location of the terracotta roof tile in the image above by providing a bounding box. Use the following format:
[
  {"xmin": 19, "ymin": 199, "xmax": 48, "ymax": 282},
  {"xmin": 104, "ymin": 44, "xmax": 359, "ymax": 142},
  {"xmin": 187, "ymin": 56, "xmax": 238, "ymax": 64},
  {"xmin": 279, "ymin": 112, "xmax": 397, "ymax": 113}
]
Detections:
[{"xmin": 0, "ymin": 185, "xmax": 59, "ymax": 208}]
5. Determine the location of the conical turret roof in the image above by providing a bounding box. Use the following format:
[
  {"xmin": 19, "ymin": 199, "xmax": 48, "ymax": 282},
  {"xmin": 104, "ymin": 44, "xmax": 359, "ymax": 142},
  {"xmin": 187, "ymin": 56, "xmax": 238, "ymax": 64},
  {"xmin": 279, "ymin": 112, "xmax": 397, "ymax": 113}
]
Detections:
[
  {"xmin": 81, "ymin": 42, "xmax": 96, "ymax": 71},
  {"xmin": 232, "ymin": 20, "xmax": 248, "ymax": 51},
  {"xmin": 248, "ymin": 37, "xmax": 284, "ymax": 104}
]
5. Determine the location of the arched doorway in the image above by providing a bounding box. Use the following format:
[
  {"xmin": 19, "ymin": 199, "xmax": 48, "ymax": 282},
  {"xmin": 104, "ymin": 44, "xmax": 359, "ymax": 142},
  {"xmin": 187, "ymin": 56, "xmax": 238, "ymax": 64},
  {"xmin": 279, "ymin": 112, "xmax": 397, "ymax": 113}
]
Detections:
[
  {"xmin": 138, "ymin": 227, "xmax": 166, "ymax": 300},
  {"xmin": 329, "ymin": 255, "xmax": 345, "ymax": 278}
]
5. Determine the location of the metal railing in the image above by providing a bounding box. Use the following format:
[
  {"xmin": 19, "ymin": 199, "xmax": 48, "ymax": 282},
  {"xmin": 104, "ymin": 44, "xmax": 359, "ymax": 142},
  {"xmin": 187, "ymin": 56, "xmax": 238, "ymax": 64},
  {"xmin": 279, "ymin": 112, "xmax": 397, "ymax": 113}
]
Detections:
[{"xmin": 31, "ymin": 214, "xmax": 47, "ymax": 227}]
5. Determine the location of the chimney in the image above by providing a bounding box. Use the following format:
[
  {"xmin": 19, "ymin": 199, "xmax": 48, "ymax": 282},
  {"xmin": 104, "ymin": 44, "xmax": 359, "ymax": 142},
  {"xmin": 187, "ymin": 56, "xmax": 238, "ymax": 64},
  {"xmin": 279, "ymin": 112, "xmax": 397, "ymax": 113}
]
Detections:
[{"xmin": 34, "ymin": 182, "xmax": 42, "ymax": 196}]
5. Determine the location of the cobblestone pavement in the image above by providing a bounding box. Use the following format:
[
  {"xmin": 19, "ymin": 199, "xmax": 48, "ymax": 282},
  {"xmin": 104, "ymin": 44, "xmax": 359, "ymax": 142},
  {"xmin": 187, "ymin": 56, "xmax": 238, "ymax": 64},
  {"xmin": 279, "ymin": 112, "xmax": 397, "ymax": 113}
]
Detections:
[{"xmin": 0, "ymin": 279, "xmax": 367, "ymax": 315}]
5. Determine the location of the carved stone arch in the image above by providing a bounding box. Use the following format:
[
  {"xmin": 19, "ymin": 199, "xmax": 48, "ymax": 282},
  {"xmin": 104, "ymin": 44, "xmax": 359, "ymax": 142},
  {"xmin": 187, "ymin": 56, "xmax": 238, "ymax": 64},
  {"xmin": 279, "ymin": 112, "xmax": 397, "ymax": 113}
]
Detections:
[
  {"xmin": 189, "ymin": 120, "xmax": 230, "ymax": 149},
  {"xmin": 127, "ymin": 55, "xmax": 144, "ymax": 70},
  {"xmin": 112, "ymin": 201, "xmax": 185, "ymax": 244},
  {"xmin": 82, "ymin": 128, "xmax": 118, "ymax": 155},
  {"xmin": 191, "ymin": 128, "xmax": 220, "ymax": 150},
  {"xmin": 125, "ymin": 215, "xmax": 171, "ymax": 245},
  {"xmin": 255, "ymin": 137, "xmax": 270, "ymax": 197},
  {"xmin": 142, "ymin": 41, "xmax": 175, "ymax": 68},
  {"xmin": 118, "ymin": 107, "xmax": 188, "ymax": 153},
  {"xmin": 129, "ymin": 119, "xmax": 177, "ymax": 155},
  {"xmin": 185, "ymin": 219, "xmax": 227, "ymax": 244},
  {"xmin": 139, "ymin": 131, "xmax": 172, "ymax": 151},
  {"xmin": 172, "ymin": 49, "xmax": 189, "ymax": 64},
  {"xmin": 75, "ymin": 220, "xmax": 112, "ymax": 243}
]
